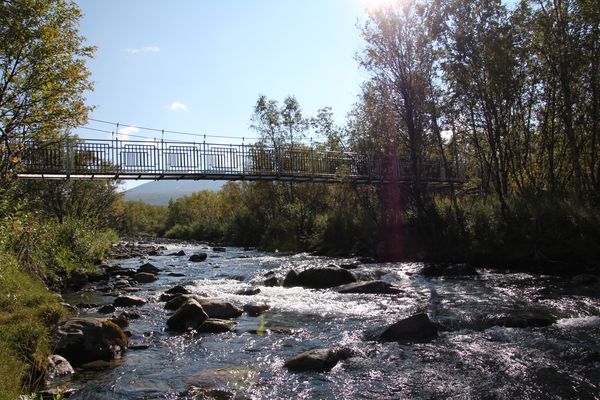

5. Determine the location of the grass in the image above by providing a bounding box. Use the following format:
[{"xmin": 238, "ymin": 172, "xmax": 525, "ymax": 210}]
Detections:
[{"xmin": 0, "ymin": 251, "xmax": 67, "ymax": 399}]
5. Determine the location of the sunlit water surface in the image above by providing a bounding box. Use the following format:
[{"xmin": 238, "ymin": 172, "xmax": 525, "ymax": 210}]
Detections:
[{"xmin": 59, "ymin": 245, "xmax": 600, "ymax": 399}]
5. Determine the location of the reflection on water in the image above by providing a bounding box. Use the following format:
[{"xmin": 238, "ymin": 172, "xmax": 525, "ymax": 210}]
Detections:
[{"xmin": 60, "ymin": 245, "xmax": 600, "ymax": 399}]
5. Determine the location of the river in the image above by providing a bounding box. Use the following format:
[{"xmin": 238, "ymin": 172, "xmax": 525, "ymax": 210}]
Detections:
[{"xmin": 58, "ymin": 242, "xmax": 600, "ymax": 399}]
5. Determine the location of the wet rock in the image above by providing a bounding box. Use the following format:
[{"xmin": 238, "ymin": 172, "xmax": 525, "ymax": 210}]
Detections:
[
  {"xmin": 55, "ymin": 318, "xmax": 128, "ymax": 366},
  {"xmin": 39, "ymin": 388, "xmax": 78, "ymax": 399},
  {"xmin": 129, "ymin": 343, "xmax": 151, "ymax": 350},
  {"xmin": 212, "ymin": 247, "xmax": 226, "ymax": 252},
  {"xmin": 335, "ymin": 280, "xmax": 403, "ymax": 294},
  {"xmin": 137, "ymin": 262, "xmax": 160, "ymax": 275},
  {"xmin": 284, "ymin": 348, "xmax": 352, "ymax": 372},
  {"xmin": 243, "ymin": 303, "xmax": 270, "ymax": 316},
  {"xmin": 197, "ymin": 318, "xmax": 237, "ymax": 333},
  {"xmin": 166, "ymin": 285, "xmax": 191, "ymax": 295},
  {"xmin": 168, "ymin": 272, "xmax": 186, "ymax": 277},
  {"xmin": 368, "ymin": 313, "xmax": 439, "ymax": 343},
  {"xmin": 119, "ymin": 311, "xmax": 141, "ymax": 320},
  {"xmin": 289, "ymin": 266, "xmax": 357, "ymax": 289},
  {"xmin": 236, "ymin": 287, "xmax": 261, "ymax": 296},
  {"xmin": 46, "ymin": 354, "xmax": 74, "ymax": 380},
  {"xmin": 282, "ymin": 270, "xmax": 300, "ymax": 287},
  {"xmin": 166, "ymin": 299, "xmax": 209, "ymax": 331},
  {"xmin": 485, "ymin": 310, "xmax": 556, "ymax": 328},
  {"xmin": 167, "ymin": 250, "xmax": 186, "ymax": 256},
  {"xmin": 340, "ymin": 261, "xmax": 361, "ymax": 270},
  {"xmin": 165, "ymin": 294, "xmax": 205, "ymax": 311},
  {"xmin": 87, "ymin": 270, "xmax": 110, "ymax": 283},
  {"xmin": 197, "ymin": 300, "xmax": 243, "ymax": 319},
  {"xmin": 420, "ymin": 264, "xmax": 478, "ymax": 277},
  {"xmin": 263, "ymin": 276, "xmax": 281, "ymax": 287},
  {"xmin": 97, "ymin": 304, "xmax": 116, "ymax": 314},
  {"xmin": 187, "ymin": 368, "xmax": 259, "ymax": 399},
  {"xmin": 114, "ymin": 295, "xmax": 146, "ymax": 307},
  {"xmin": 189, "ymin": 253, "xmax": 208, "ymax": 262},
  {"xmin": 134, "ymin": 272, "xmax": 159, "ymax": 283},
  {"xmin": 109, "ymin": 316, "xmax": 129, "ymax": 329}
]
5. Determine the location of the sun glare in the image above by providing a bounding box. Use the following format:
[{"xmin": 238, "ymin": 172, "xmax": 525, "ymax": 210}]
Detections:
[{"xmin": 363, "ymin": 0, "xmax": 400, "ymax": 13}]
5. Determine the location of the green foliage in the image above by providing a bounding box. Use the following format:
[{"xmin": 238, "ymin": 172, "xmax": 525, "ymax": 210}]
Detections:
[
  {"xmin": 114, "ymin": 200, "xmax": 168, "ymax": 237},
  {"xmin": 0, "ymin": 0, "xmax": 95, "ymax": 185}
]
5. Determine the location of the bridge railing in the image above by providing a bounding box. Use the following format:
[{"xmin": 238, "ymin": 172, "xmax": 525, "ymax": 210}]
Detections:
[{"xmin": 16, "ymin": 138, "xmax": 464, "ymax": 183}]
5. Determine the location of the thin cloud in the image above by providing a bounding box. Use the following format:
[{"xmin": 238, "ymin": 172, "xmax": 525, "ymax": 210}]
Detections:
[
  {"xmin": 167, "ymin": 101, "xmax": 189, "ymax": 112},
  {"xmin": 117, "ymin": 126, "xmax": 140, "ymax": 141},
  {"xmin": 126, "ymin": 46, "xmax": 160, "ymax": 54}
]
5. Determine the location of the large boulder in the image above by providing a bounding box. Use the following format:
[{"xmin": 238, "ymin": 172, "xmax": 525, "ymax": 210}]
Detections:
[
  {"xmin": 287, "ymin": 266, "xmax": 357, "ymax": 289},
  {"xmin": 114, "ymin": 295, "xmax": 146, "ymax": 307},
  {"xmin": 137, "ymin": 262, "xmax": 160, "ymax": 275},
  {"xmin": 189, "ymin": 253, "xmax": 208, "ymax": 262},
  {"xmin": 284, "ymin": 348, "xmax": 352, "ymax": 372},
  {"xmin": 134, "ymin": 272, "xmax": 159, "ymax": 283},
  {"xmin": 55, "ymin": 318, "xmax": 128, "ymax": 366},
  {"xmin": 335, "ymin": 281, "xmax": 403, "ymax": 294},
  {"xmin": 368, "ymin": 313, "xmax": 439, "ymax": 343},
  {"xmin": 197, "ymin": 300, "xmax": 243, "ymax": 319},
  {"xmin": 166, "ymin": 299, "xmax": 209, "ymax": 331},
  {"xmin": 420, "ymin": 264, "xmax": 478, "ymax": 277}
]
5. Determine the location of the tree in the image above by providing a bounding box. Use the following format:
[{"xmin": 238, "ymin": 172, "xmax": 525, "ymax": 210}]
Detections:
[{"xmin": 0, "ymin": 0, "xmax": 94, "ymax": 185}]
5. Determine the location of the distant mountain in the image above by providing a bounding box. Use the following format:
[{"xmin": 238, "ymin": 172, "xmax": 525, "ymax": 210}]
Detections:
[{"xmin": 123, "ymin": 180, "xmax": 224, "ymax": 205}]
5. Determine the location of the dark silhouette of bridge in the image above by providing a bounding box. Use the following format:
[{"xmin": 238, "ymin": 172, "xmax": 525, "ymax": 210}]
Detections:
[{"xmin": 15, "ymin": 138, "xmax": 464, "ymax": 184}]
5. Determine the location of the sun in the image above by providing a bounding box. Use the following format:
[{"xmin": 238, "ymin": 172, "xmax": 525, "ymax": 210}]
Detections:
[{"xmin": 362, "ymin": 0, "xmax": 400, "ymax": 12}]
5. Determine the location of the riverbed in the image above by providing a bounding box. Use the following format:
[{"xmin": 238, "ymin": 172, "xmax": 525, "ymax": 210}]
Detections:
[{"xmin": 58, "ymin": 243, "xmax": 600, "ymax": 399}]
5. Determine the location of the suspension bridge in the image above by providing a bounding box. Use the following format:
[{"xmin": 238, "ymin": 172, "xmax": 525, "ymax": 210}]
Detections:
[{"xmin": 15, "ymin": 138, "xmax": 464, "ymax": 184}]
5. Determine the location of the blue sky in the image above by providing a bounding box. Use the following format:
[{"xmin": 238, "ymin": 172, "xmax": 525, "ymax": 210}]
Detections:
[{"xmin": 75, "ymin": 0, "xmax": 371, "ymax": 146}]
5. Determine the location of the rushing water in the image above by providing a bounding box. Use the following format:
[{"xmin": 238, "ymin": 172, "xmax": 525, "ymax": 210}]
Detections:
[{"xmin": 58, "ymin": 243, "xmax": 600, "ymax": 399}]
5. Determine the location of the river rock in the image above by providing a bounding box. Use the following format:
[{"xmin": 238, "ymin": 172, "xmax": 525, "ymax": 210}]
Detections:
[
  {"xmin": 287, "ymin": 266, "xmax": 357, "ymax": 289},
  {"xmin": 420, "ymin": 264, "xmax": 478, "ymax": 277},
  {"xmin": 108, "ymin": 316, "xmax": 129, "ymax": 329},
  {"xmin": 283, "ymin": 270, "xmax": 300, "ymax": 287},
  {"xmin": 335, "ymin": 280, "xmax": 402, "ymax": 294},
  {"xmin": 284, "ymin": 348, "xmax": 352, "ymax": 372},
  {"xmin": 243, "ymin": 303, "xmax": 270, "ymax": 316},
  {"xmin": 46, "ymin": 354, "xmax": 74, "ymax": 379},
  {"xmin": 166, "ymin": 285, "xmax": 191, "ymax": 295},
  {"xmin": 134, "ymin": 272, "xmax": 159, "ymax": 283},
  {"xmin": 137, "ymin": 262, "xmax": 160, "ymax": 275},
  {"xmin": 212, "ymin": 247, "xmax": 226, "ymax": 252},
  {"xmin": 97, "ymin": 304, "xmax": 116, "ymax": 314},
  {"xmin": 197, "ymin": 300, "xmax": 243, "ymax": 319},
  {"xmin": 189, "ymin": 253, "xmax": 208, "ymax": 262},
  {"xmin": 484, "ymin": 310, "xmax": 556, "ymax": 328},
  {"xmin": 197, "ymin": 318, "xmax": 237, "ymax": 333},
  {"xmin": 167, "ymin": 250, "xmax": 186, "ymax": 256},
  {"xmin": 263, "ymin": 276, "xmax": 282, "ymax": 287},
  {"xmin": 236, "ymin": 287, "xmax": 261, "ymax": 296},
  {"xmin": 165, "ymin": 294, "xmax": 205, "ymax": 310},
  {"xmin": 55, "ymin": 318, "xmax": 128, "ymax": 366},
  {"xmin": 114, "ymin": 295, "xmax": 146, "ymax": 307},
  {"xmin": 187, "ymin": 368, "xmax": 259, "ymax": 399},
  {"xmin": 340, "ymin": 261, "xmax": 361, "ymax": 270},
  {"xmin": 368, "ymin": 313, "xmax": 439, "ymax": 343},
  {"xmin": 166, "ymin": 299, "xmax": 209, "ymax": 331}
]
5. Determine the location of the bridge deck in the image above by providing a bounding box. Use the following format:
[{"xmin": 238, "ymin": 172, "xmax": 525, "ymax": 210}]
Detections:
[{"xmin": 15, "ymin": 139, "xmax": 464, "ymax": 184}]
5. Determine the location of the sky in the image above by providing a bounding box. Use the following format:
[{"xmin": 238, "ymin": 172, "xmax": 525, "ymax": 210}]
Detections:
[{"xmin": 75, "ymin": 0, "xmax": 372, "ymax": 145}]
